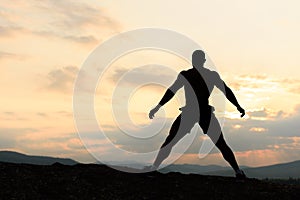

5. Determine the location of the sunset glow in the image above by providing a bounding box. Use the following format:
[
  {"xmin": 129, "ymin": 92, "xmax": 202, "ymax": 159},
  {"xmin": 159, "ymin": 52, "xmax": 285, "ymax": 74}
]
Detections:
[{"xmin": 1, "ymin": 0, "xmax": 300, "ymax": 167}]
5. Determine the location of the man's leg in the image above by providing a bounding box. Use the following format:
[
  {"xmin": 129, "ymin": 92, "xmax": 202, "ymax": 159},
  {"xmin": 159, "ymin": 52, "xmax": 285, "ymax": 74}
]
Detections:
[
  {"xmin": 202, "ymin": 114, "xmax": 241, "ymax": 174},
  {"xmin": 211, "ymin": 133, "xmax": 240, "ymax": 172},
  {"xmin": 213, "ymin": 133, "xmax": 246, "ymax": 179},
  {"xmin": 153, "ymin": 114, "xmax": 193, "ymax": 168}
]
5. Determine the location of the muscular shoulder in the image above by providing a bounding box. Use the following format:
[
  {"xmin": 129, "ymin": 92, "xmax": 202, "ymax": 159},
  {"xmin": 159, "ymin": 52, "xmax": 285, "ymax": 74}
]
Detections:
[
  {"xmin": 179, "ymin": 68, "xmax": 221, "ymax": 81},
  {"xmin": 201, "ymin": 68, "xmax": 221, "ymax": 79},
  {"xmin": 179, "ymin": 68, "xmax": 193, "ymax": 77},
  {"xmin": 179, "ymin": 69, "xmax": 189, "ymax": 75},
  {"xmin": 177, "ymin": 70, "xmax": 188, "ymax": 80}
]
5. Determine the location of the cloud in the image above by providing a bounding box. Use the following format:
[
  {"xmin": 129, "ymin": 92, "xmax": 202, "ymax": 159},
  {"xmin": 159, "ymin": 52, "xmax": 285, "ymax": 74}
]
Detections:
[
  {"xmin": 100, "ymin": 119, "xmax": 173, "ymax": 153},
  {"xmin": 227, "ymin": 74, "xmax": 279, "ymax": 91},
  {"xmin": 239, "ymin": 74, "xmax": 268, "ymax": 80},
  {"xmin": 1, "ymin": 27, "xmax": 98, "ymax": 46},
  {"xmin": 110, "ymin": 65, "xmax": 178, "ymax": 86},
  {"xmin": 46, "ymin": 65, "xmax": 78, "ymax": 93},
  {"xmin": 228, "ymin": 74, "xmax": 300, "ymax": 95},
  {"xmin": 0, "ymin": 127, "xmax": 38, "ymax": 148},
  {"xmin": 4, "ymin": 111, "xmax": 14, "ymax": 115},
  {"xmin": 36, "ymin": 112, "xmax": 48, "ymax": 118},
  {"xmin": 14, "ymin": 132, "xmax": 88, "ymax": 159},
  {"xmin": 175, "ymin": 147, "xmax": 300, "ymax": 167},
  {"xmin": 56, "ymin": 111, "xmax": 72, "ymax": 118},
  {"xmin": 0, "ymin": 26, "xmax": 23, "ymax": 37},
  {"xmin": 249, "ymin": 127, "xmax": 268, "ymax": 133},
  {"xmin": 0, "ymin": 51, "xmax": 26, "ymax": 61},
  {"xmin": 0, "ymin": 25, "xmax": 98, "ymax": 45},
  {"xmin": 34, "ymin": 0, "xmax": 120, "ymax": 30},
  {"xmin": 62, "ymin": 35, "xmax": 97, "ymax": 43},
  {"xmin": 248, "ymin": 108, "xmax": 268, "ymax": 118},
  {"xmin": 246, "ymin": 108, "xmax": 286, "ymax": 120},
  {"xmin": 217, "ymin": 106, "xmax": 300, "ymax": 153},
  {"xmin": 0, "ymin": 51, "xmax": 15, "ymax": 59},
  {"xmin": 32, "ymin": 30, "xmax": 98, "ymax": 44},
  {"xmin": 0, "ymin": 112, "xmax": 28, "ymax": 121},
  {"xmin": 283, "ymin": 79, "xmax": 300, "ymax": 94},
  {"xmin": 266, "ymin": 113, "xmax": 300, "ymax": 137},
  {"xmin": 0, "ymin": 0, "xmax": 121, "ymax": 44}
]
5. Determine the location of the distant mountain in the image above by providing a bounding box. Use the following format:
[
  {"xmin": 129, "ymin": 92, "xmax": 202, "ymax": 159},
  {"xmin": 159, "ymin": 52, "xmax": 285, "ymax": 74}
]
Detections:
[
  {"xmin": 160, "ymin": 160, "xmax": 300, "ymax": 179},
  {"xmin": 204, "ymin": 160, "xmax": 300, "ymax": 179},
  {"xmin": 0, "ymin": 151, "xmax": 78, "ymax": 165},
  {"xmin": 2, "ymin": 150, "xmax": 299, "ymax": 179},
  {"xmin": 96, "ymin": 160, "xmax": 147, "ymax": 169}
]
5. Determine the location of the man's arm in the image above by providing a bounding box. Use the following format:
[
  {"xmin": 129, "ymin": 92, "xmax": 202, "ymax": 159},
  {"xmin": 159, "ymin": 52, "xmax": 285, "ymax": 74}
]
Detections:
[
  {"xmin": 149, "ymin": 73, "xmax": 183, "ymax": 119},
  {"xmin": 214, "ymin": 72, "xmax": 245, "ymax": 117},
  {"xmin": 223, "ymin": 83, "xmax": 245, "ymax": 117}
]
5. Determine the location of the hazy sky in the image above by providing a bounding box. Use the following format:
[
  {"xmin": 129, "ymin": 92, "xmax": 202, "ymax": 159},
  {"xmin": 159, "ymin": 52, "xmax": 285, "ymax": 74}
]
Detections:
[{"xmin": 1, "ymin": 0, "xmax": 300, "ymax": 167}]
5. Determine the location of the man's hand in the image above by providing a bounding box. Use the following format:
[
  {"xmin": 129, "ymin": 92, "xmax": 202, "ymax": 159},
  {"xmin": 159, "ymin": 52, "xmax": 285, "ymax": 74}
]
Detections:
[
  {"xmin": 237, "ymin": 106, "xmax": 245, "ymax": 118},
  {"xmin": 149, "ymin": 105, "xmax": 161, "ymax": 119}
]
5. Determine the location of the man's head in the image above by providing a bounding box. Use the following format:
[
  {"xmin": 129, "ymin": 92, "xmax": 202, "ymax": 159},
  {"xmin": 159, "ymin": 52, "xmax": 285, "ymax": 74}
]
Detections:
[{"xmin": 192, "ymin": 50, "xmax": 206, "ymax": 68}]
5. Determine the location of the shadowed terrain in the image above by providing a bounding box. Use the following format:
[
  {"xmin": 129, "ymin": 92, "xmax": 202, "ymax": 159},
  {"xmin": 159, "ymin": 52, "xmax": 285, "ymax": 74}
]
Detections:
[{"xmin": 0, "ymin": 162, "xmax": 299, "ymax": 200}]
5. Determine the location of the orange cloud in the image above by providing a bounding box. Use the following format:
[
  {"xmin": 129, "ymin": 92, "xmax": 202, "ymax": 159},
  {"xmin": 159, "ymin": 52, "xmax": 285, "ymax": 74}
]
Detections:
[
  {"xmin": 249, "ymin": 127, "xmax": 268, "ymax": 133},
  {"xmin": 175, "ymin": 147, "xmax": 298, "ymax": 167},
  {"xmin": 45, "ymin": 66, "xmax": 79, "ymax": 93},
  {"xmin": 0, "ymin": 0, "xmax": 121, "ymax": 45}
]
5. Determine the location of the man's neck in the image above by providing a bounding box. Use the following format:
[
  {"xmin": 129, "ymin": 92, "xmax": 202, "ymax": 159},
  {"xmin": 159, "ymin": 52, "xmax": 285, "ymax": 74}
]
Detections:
[{"xmin": 192, "ymin": 65, "xmax": 204, "ymax": 70}]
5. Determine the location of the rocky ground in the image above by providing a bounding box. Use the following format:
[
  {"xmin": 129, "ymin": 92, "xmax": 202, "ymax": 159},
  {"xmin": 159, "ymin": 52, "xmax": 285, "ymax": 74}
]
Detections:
[{"xmin": 0, "ymin": 162, "xmax": 299, "ymax": 200}]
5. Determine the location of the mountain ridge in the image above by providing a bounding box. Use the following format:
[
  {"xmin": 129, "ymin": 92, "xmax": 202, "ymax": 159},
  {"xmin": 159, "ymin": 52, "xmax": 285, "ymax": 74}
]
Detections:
[
  {"xmin": 0, "ymin": 150, "xmax": 77, "ymax": 165},
  {"xmin": 203, "ymin": 160, "xmax": 300, "ymax": 179},
  {"xmin": 1, "ymin": 150, "xmax": 299, "ymax": 179}
]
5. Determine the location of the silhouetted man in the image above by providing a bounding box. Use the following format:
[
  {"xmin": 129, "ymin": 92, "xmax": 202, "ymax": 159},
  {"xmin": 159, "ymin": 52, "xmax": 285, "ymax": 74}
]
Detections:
[{"xmin": 148, "ymin": 50, "xmax": 246, "ymax": 179}]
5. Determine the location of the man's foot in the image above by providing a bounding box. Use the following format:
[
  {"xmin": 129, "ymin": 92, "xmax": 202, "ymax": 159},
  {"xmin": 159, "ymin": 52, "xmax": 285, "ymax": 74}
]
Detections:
[{"xmin": 235, "ymin": 170, "xmax": 247, "ymax": 181}]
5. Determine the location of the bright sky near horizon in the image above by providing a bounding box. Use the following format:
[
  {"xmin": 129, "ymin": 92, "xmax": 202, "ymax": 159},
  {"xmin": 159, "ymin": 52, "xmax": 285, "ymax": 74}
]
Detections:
[{"xmin": 0, "ymin": 0, "xmax": 300, "ymax": 167}]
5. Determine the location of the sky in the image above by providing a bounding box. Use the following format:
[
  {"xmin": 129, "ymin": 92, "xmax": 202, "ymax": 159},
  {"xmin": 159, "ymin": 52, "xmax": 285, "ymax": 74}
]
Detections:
[{"xmin": 0, "ymin": 0, "xmax": 300, "ymax": 167}]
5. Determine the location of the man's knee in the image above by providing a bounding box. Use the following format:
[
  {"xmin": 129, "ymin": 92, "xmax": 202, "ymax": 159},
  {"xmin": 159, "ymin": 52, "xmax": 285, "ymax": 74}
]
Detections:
[
  {"xmin": 215, "ymin": 135, "xmax": 228, "ymax": 149},
  {"xmin": 161, "ymin": 136, "xmax": 179, "ymax": 149},
  {"xmin": 161, "ymin": 140, "xmax": 172, "ymax": 148}
]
